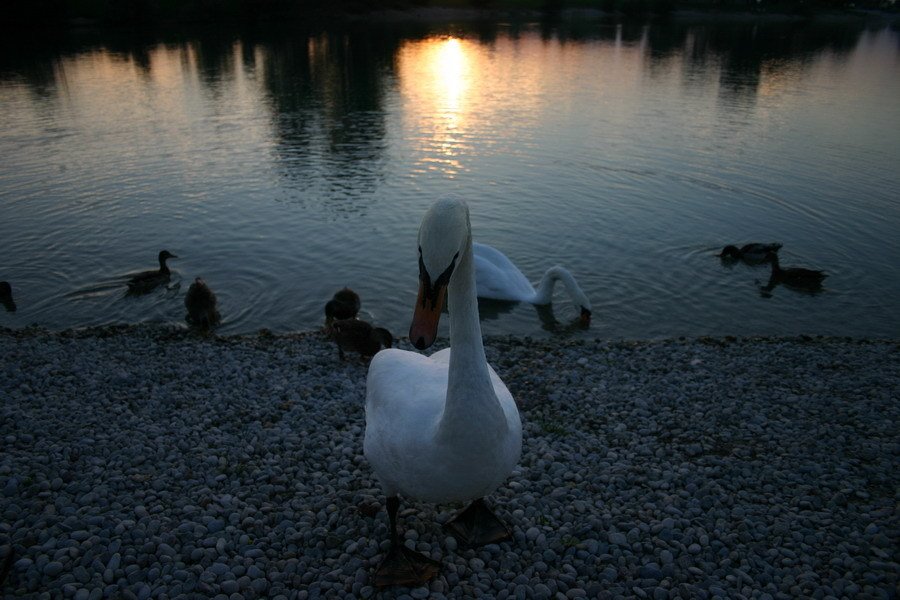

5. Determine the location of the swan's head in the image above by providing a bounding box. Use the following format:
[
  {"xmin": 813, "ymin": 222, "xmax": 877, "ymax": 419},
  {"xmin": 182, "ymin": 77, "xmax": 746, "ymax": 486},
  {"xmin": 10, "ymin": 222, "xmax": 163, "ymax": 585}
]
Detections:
[
  {"xmin": 579, "ymin": 306, "xmax": 592, "ymax": 326},
  {"xmin": 410, "ymin": 198, "xmax": 471, "ymax": 350}
]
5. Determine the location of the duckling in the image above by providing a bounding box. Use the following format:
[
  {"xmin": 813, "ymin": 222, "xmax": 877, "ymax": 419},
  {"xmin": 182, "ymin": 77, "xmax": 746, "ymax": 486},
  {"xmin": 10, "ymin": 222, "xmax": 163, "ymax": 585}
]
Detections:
[
  {"xmin": 185, "ymin": 277, "xmax": 221, "ymax": 330},
  {"xmin": 324, "ymin": 287, "xmax": 361, "ymax": 329},
  {"xmin": 330, "ymin": 318, "xmax": 392, "ymax": 360},
  {"xmin": 0, "ymin": 281, "xmax": 16, "ymax": 312},
  {"xmin": 719, "ymin": 243, "xmax": 782, "ymax": 263},
  {"xmin": 763, "ymin": 252, "xmax": 827, "ymax": 291},
  {"xmin": 127, "ymin": 250, "xmax": 177, "ymax": 295}
]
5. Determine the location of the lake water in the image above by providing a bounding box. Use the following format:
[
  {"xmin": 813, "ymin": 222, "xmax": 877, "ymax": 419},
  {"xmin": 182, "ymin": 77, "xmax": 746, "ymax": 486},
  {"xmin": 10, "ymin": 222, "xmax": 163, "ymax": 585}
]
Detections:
[{"xmin": 2, "ymin": 14, "xmax": 899, "ymax": 341}]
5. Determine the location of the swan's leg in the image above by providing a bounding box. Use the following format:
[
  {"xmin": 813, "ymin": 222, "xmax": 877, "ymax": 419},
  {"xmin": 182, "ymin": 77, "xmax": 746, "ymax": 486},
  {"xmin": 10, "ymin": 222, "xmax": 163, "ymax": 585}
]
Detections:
[
  {"xmin": 373, "ymin": 496, "xmax": 441, "ymax": 587},
  {"xmin": 443, "ymin": 498, "xmax": 511, "ymax": 548}
]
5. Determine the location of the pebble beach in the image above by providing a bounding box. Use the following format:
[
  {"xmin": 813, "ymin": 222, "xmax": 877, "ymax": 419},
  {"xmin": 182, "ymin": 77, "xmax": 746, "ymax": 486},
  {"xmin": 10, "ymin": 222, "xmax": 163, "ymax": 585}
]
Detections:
[{"xmin": 1, "ymin": 326, "xmax": 897, "ymax": 599}]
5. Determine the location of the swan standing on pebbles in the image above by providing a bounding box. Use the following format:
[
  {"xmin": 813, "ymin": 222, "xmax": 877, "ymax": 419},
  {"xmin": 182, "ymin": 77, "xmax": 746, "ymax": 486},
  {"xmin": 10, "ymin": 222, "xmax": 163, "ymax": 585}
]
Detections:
[
  {"xmin": 473, "ymin": 242, "xmax": 592, "ymax": 325},
  {"xmin": 364, "ymin": 198, "xmax": 522, "ymax": 587}
]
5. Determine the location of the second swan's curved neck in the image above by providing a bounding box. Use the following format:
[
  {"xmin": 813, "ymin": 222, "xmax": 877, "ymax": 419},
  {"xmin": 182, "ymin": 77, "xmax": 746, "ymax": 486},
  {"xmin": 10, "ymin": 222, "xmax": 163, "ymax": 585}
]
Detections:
[{"xmin": 532, "ymin": 266, "xmax": 583, "ymax": 306}]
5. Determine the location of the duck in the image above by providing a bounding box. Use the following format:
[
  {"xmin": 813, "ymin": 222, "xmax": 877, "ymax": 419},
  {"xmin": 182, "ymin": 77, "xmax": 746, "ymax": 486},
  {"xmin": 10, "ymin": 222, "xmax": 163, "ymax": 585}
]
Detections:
[
  {"xmin": 763, "ymin": 252, "xmax": 827, "ymax": 292},
  {"xmin": 473, "ymin": 242, "xmax": 592, "ymax": 325},
  {"xmin": 0, "ymin": 281, "xmax": 16, "ymax": 312},
  {"xmin": 330, "ymin": 318, "xmax": 392, "ymax": 360},
  {"xmin": 364, "ymin": 198, "xmax": 522, "ymax": 587},
  {"xmin": 324, "ymin": 287, "xmax": 361, "ymax": 330},
  {"xmin": 719, "ymin": 243, "xmax": 782, "ymax": 263},
  {"xmin": 184, "ymin": 277, "xmax": 220, "ymax": 330},
  {"xmin": 126, "ymin": 250, "xmax": 177, "ymax": 295}
]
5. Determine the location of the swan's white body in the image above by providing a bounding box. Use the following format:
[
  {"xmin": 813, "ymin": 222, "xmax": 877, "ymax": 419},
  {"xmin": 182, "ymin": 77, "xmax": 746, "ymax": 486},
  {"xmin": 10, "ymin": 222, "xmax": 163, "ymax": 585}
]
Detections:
[
  {"xmin": 365, "ymin": 200, "xmax": 522, "ymax": 504},
  {"xmin": 473, "ymin": 242, "xmax": 591, "ymax": 313}
]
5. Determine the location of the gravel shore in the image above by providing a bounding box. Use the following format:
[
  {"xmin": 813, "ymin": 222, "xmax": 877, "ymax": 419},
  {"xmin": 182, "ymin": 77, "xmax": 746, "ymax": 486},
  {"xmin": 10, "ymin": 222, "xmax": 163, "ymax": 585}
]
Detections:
[{"xmin": 1, "ymin": 326, "xmax": 898, "ymax": 600}]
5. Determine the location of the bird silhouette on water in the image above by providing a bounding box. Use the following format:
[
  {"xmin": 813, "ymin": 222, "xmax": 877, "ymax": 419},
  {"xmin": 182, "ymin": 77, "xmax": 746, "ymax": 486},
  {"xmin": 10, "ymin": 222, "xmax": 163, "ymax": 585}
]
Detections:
[
  {"xmin": 719, "ymin": 243, "xmax": 782, "ymax": 264},
  {"xmin": 0, "ymin": 282, "xmax": 16, "ymax": 312},
  {"xmin": 762, "ymin": 252, "xmax": 827, "ymax": 294},
  {"xmin": 185, "ymin": 277, "xmax": 220, "ymax": 330},
  {"xmin": 126, "ymin": 250, "xmax": 177, "ymax": 295},
  {"xmin": 324, "ymin": 287, "xmax": 361, "ymax": 331}
]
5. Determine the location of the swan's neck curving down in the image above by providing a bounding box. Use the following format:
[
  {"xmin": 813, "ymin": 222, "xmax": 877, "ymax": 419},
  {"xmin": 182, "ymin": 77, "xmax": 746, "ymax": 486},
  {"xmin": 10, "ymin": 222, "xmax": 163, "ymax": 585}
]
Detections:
[
  {"xmin": 531, "ymin": 266, "xmax": 587, "ymax": 308},
  {"xmin": 438, "ymin": 233, "xmax": 506, "ymax": 440}
]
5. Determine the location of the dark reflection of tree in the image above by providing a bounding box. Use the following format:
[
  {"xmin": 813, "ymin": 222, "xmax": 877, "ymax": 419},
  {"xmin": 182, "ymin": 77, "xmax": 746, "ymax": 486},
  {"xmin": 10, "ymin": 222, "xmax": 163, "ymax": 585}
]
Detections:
[
  {"xmin": 639, "ymin": 19, "xmax": 873, "ymax": 107},
  {"xmin": 257, "ymin": 26, "xmax": 402, "ymax": 217}
]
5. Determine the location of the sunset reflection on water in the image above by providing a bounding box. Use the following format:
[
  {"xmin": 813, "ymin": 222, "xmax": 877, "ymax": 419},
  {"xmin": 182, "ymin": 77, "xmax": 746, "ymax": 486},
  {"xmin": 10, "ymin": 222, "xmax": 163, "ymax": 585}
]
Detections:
[
  {"xmin": 398, "ymin": 36, "xmax": 472, "ymax": 177},
  {"xmin": 0, "ymin": 21, "xmax": 898, "ymax": 339}
]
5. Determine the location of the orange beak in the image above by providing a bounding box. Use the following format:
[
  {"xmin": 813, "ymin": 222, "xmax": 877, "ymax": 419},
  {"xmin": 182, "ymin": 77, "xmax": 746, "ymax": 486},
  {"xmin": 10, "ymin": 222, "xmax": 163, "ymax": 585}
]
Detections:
[{"xmin": 409, "ymin": 280, "xmax": 446, "ymax": 350}]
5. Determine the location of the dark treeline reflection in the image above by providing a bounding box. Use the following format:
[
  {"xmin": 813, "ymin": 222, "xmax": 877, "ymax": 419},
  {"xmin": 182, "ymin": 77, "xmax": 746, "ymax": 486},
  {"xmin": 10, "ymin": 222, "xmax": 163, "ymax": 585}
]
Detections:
[
  {"xmin": 0, "ymin": 17, "xmax": 884, "ymax": 196},
  {"xmin": 255, "ymin": 28, "xmax": 402, "ymax": 210}
]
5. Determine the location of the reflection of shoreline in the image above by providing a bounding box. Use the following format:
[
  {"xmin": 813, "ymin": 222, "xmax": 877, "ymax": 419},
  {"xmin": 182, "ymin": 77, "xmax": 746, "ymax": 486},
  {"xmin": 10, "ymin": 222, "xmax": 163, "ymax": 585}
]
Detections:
[
  {"xmin": 11, "ymin": 4, "xmax": 899, "ymax": 31},
  {"xmin": 357, "ymin": 6, "xmax": 900, "ymax": 24}
]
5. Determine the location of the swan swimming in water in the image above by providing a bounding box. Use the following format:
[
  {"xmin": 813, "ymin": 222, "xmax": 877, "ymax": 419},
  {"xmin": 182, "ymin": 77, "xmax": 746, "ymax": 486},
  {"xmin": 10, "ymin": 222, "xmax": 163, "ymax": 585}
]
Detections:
[
  {"xmin": 473, "ymin": 242, "xmax": 592, "ymax": 324},
  {"xmin": 364, "ymin": 198, "xmax": 522, "ymax": 587}
]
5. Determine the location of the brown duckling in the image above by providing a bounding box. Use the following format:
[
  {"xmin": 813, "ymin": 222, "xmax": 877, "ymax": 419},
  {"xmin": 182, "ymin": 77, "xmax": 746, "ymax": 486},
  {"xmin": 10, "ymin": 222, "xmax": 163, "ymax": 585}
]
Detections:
[
  {"xmin": 719, "ymin": 243, "xmax": 782, "ymax": 263},
  {"xmin": 0, "ymin": 281, "xmax": 16, "ymax": 312},
  {"xmin": 330, "ymin": 318, "xmax": 392, "ymax": 360},
  {"xmin": 185, "ymin": 277, "xmax": 221, "ymax": 330},
  {"xmin": 325, "ymin": 287, "xmax": 361, "ymax": 323},
  {"xmin": 127, "ymin": 250, "xmax": 177, "ymax": 295},
  {"xmin": 763, "ymin": 252, "xmax": 827, "ymax": 291}
]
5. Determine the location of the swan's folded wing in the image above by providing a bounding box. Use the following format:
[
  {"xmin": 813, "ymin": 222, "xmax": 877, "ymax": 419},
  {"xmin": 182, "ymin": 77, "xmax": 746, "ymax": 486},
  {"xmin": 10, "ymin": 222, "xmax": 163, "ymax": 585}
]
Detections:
[{"xmin": 473, "ymin": 243, "xmax": 536, "ymax": 302}]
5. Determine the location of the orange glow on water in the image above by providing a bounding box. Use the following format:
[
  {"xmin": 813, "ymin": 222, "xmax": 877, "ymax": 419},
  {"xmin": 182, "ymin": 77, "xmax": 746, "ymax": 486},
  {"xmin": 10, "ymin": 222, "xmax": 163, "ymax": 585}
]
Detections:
[{"xmin": 398, "ymin": 37, "xmax": 474, "ymax": 177}]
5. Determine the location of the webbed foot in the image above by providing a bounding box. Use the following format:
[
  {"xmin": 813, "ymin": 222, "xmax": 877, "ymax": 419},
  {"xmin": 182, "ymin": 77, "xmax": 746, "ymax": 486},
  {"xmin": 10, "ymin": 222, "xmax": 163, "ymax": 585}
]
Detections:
[
  {"xmin": 373, "ymin": 544, "xmax": 440, "ymax": 587},
  {"xmin": 443, "ymin": 498, "xmax": 511, "ymax": 548}
]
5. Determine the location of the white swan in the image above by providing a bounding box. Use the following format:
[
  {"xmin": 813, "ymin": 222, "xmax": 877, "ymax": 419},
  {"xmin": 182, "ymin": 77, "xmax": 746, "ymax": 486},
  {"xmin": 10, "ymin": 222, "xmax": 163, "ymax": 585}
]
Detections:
[
  {"xmin": 473, "ymin": 242, "xmax": 592, "ymax": 324},
  {"xmin": 364, "ymin": 198, "xmax": 522, "ymax": 587}
]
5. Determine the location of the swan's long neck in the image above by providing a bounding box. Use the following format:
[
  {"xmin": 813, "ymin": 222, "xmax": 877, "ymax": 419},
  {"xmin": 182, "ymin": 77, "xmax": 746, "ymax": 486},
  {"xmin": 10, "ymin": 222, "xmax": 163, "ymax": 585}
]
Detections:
[
  {"xmin": 438, "ymin": 234, "xmax": 506, "ymax": 438},
  {"xmin": 532, "ymin": 266, "xmax": 587, "ymax": 308}
]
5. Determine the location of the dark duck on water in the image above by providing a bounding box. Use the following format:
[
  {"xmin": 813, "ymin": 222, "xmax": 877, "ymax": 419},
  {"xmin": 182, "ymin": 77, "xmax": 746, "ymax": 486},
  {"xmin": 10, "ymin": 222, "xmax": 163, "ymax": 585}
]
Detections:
[
  {"xmin": 718, "ymin": 243, "xmax": 783, "ymax": 264},
  {"xmin": 324, "ymin": 287, "xmax": 361, "ymax": 330},
  {"xmin": 0, "ymin": 281, "xmax": 16, "ymax": 312},
  {"xmin": 185, "ymin": 277, "xmax": 220, "ymax": 330},
  {"xmin": 763, "ymin": 252, "xmax": 827, "ymax": 292},
  {"xmin": 126, "ymin": 250, "xmax": 177, "ymax": 295}
]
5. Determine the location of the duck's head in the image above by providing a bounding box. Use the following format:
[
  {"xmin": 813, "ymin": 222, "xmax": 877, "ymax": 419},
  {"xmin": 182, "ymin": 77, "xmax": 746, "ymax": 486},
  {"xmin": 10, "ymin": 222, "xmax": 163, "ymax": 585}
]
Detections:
[
  {"xmin": 410, "ymin": 198, "xmax": 471, "ymax": 350},
  {"xmin": 719, "ymin": 245, "xmax": 740, "ymax": 259},
  {"xmin": 159, "ymin": 250, "xmax": 178, "ymax": 263}
]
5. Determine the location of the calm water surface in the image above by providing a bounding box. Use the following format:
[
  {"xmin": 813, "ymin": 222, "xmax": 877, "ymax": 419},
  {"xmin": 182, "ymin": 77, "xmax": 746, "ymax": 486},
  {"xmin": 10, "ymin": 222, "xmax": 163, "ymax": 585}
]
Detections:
[{"xmin": 2, "ymin": 16, "xmax": 899, "ymax": 340}]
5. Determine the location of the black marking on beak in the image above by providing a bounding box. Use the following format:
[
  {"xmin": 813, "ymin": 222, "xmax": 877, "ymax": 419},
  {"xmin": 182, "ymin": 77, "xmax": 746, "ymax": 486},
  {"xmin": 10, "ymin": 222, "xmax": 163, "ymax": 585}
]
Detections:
[{"xmin": 418, "ymin": 247, "xmax": 458, "ymax": 310}]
